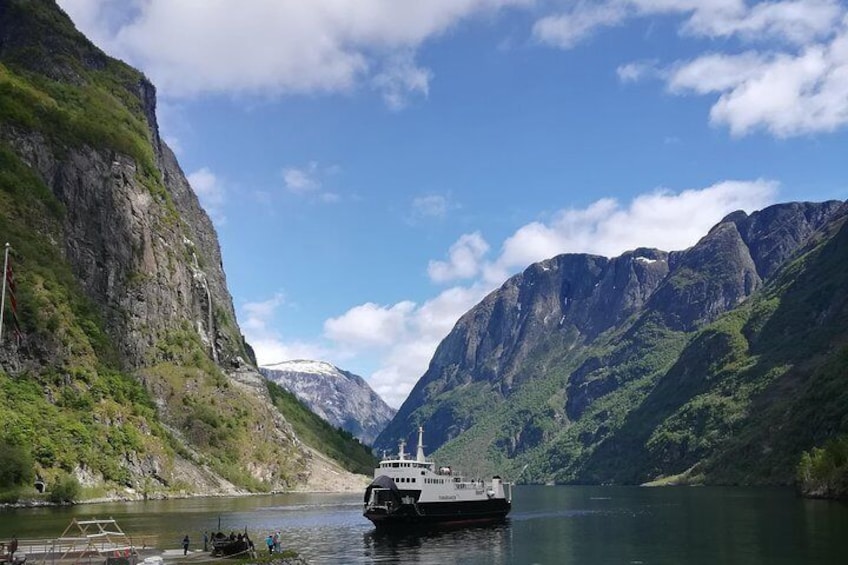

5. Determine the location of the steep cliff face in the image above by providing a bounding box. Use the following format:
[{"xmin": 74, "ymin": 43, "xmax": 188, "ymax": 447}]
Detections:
[
  {"xmin": 0, "ymin": 0, "xmax": 245, "ymax": 368},
  {"xmin": 0, "ymin": 0, "xmax": 361, "ymax": 497},
  {"xmin": 376, "ymin": 201, "xmax": 848, "ymax": 486},
  {"xmin": 261, "ymin": 360, "xmax": 396, "ymax": 446},
  {"xmin": 2, "ymin": 131, "xmax": 246, "ymax": 370},
  {"xmin": 431, "ymin": 248, "xmax": 669, "ymax": 391}
]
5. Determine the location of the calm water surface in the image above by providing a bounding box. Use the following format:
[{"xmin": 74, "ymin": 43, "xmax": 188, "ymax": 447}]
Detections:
[{"xmin": 1, "ymin": 486, "xmax": 846, "ymax": 564}]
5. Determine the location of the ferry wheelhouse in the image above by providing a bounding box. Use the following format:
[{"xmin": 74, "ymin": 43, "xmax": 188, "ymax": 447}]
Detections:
[{"xmin": 363, "ymin": 427, "xmax": 512, "ymax": 529}]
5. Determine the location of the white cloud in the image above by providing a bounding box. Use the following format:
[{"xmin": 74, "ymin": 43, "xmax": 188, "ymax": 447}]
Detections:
[
  {"xmin": 58, "ymin": 0, "xmax": 528, "ymax": 105},
  {"xmin": 665, "ymin": 30, "xmax": 848, "ymax": 136},
  {"xmin": 320, "ymin": 192, "xmax": 342, "ymax": 204},
  {"xmin": 666, "ymin": 51, "xmax": 771, "ymax": 94},
  {"xmin": 489, "ymin": 180, "xmax": 777, "ymax": 277},
  {"xmin": 492, "ymin": 198, "xmax": 619, "ymax": 278},
  {"xmin": 57, "ymin": 0, "xmax": 131, "ymax": 46},
  {"xmin": 609, "ymin": 2, "xmax": 848, "ymax": 136},
  {"xmin": 709, "ymin": 43, "xmax": 848, "ymax": 137},
  {"xmin": 428, "ymin": 232, "xmax": 491, "ymax": 283},
  {"xmin": 250, "ymin": 338, "xmax": 330, "ymax": 367},
  {"xmin": 282, "ymin": 162, "xmax": 344, "ymax": 202},
  {"xmin": 681, "ymin": 0, "xmax": 844, "ymax": 44},
  {"xmin": 283, "ymin": 163, "xmax": 320, "ymax": 194},
  {"xmin": 536, "ymin": 1, "xmax": 845, "ymax": 49},
  {"xmin": 409, "ymin": 194, "xmax": 460, "ymax": 224},
  {"xmin": 153, "ymin": 101, "xmax": 191, "ymax": 156},
  {"xmin": 241, "ymin": 282, "xmax": 491, "ymax": 408},
  {"xmin": 616, "ymin": 60, "xmax": 660, "ymax": 82},
  {"xmin": 239, "ymin": 293, "xmax": 331, "ymax": 365},
  {"xmin": 413, "ymin": 195, "xmax": 448, "ymax": 218},
  {"xmin": 373, "ymin": 51, "xmax": 433, "ymax": 111},
  {"xmin": 325, "ymin": 284, "xmax": 490, "ymax": 407},
  {"xmin": 533, "ymin": 3, "xmax": 628, "ymax": 49},
  {"xmin": 187, "ymin": 167, "xmax": 226, "ymax": 225},
  {"xmin": 324, "ymin": 302, "xmax": 418, "ymax": 349},
  {"xmin": 241, "ymin": 293, "xmax": 287, "ymax": 334},
  {"xmin": 60, "ymin": 0, "xmax": 848, "ymax": 132}
]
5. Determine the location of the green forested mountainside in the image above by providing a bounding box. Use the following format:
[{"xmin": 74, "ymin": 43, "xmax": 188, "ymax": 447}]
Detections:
[
  {"xmin": 0, "ymin": 0, "xmax": 368, "ymax": 501},
  {"xmin": 383, "ymin": 205, "xmax": 848, "ymax": 488},
  {"xmin": 266, "ymin": 381, "xmax": 377, "ymax": 476}
]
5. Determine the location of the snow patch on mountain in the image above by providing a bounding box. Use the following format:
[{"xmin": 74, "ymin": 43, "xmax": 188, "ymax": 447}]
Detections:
[{"xmin": 260, "ymin": 360, "xmax": 396, "ymax": 446}]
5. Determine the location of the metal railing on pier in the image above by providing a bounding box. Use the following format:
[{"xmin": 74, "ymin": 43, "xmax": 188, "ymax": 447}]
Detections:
[{"xmin": 6, "ymin": 535, "xmax": 160, "ymax": 565}]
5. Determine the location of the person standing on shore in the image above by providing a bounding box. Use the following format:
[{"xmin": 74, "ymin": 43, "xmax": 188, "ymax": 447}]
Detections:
[
  {"xmin": 265, "ymin": 534, "xmax": 273, "ymax": 554},
  {"xmin": 182, "ymin": 535, "xmax": 190, "ymax": 555},
  {"xmin": 273, "ymin": 531, "xmax": 281, "ymax": 553},
  {"xmin": 8, "ymin": 536, "xmax": 17, "ymax": 562},
  {"xmin": 203, "ymin": 531, "xmax": 208, "ymax": 552}
]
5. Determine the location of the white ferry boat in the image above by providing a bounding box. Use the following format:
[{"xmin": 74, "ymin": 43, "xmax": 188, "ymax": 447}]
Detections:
[{"xmin": 363, "ymin": 427, "xmax": 512, "ymax": 529}]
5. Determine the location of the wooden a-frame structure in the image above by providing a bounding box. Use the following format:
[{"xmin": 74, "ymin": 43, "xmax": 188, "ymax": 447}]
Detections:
[{"xmin": 56, "ymin": 518, "xmax": 135, "ymax": 564}]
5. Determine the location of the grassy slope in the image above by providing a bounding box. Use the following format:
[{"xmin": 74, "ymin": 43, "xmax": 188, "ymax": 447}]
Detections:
[
  {"xmin": 427, "ymin": 311, "xmax": 689, "ymax": 483},
  {"xmin": 698, "ymin": 215, "xmax": 848, "ymax": 484}
]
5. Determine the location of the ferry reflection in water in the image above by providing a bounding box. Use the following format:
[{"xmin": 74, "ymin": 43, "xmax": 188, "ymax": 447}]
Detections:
[{"xmin": 362, "ymin": 521, "xmax": 511, "ymax": 565}]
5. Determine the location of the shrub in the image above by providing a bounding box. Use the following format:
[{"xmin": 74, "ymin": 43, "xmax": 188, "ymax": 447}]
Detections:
[{"xmin": 49, "ymin": 473, "xmax": 81, "ymax": 503}]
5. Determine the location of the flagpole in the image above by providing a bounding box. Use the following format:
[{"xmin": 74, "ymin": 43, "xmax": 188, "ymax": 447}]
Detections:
[{"xmin": 0, "ymin": 242, "xmax": 9, "ymax": 344}]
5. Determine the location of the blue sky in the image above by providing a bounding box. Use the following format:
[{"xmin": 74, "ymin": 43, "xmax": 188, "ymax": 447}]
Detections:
[{"xmin": 59, "ymin": 0, "xmax": 848, "ymax": 407}]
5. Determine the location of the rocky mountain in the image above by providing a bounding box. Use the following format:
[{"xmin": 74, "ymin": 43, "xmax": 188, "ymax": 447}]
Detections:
[
  {"xmin": 0, "ymin": 0, "xmax": 371, "ymax": 499},
  {"xmin": 376, "ymin": 201, "xmax": 848, "ymax": 486},
  {"xmin": 260, "ymin": 360, "xmax": 396, "ymax": 446}
]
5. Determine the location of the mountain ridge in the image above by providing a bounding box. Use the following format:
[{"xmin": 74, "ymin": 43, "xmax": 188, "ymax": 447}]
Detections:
[
  {"xmin": 376, "ymin": 200, "xmax": 848, "ymax": 486},
  {"xmin": 261, "ymin": 360, "xmax": 396, "ymax": 446}
]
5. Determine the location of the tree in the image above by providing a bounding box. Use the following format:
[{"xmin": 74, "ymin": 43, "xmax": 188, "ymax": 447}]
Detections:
[
  {"xmin": 797, "ymin": 435, "xmax": 848, "ymax": 499},
  {"xmin": 0, "ymin": 444, "xmax": 35, "ymax": 488}
]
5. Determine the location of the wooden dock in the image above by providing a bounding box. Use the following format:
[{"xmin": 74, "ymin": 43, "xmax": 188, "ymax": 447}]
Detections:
[{"xmin": 5, "ymin": 518, "xmax": 163, "ymax": 565}]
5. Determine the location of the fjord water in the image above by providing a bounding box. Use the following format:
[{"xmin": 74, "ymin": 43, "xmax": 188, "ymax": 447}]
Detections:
[{"xmin": 2, "ymin": 486, "xmax": 846, "ymax": 564}]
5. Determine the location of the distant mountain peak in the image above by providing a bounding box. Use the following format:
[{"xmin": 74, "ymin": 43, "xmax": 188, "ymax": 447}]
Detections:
[{"xmin": 260, "ymin": 360, "xmax": 396, "ymax": 446}]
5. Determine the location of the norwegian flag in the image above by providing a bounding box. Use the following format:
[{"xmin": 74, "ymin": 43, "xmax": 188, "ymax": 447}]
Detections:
[{"xmin": 4, "ymin": 253, "xmax": 22, "ymax": 346}]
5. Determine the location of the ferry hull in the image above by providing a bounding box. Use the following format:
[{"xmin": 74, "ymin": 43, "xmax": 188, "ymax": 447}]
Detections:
[{"xmin": 364, "ymin": 499, "xmax": 511, "ymax": 530}]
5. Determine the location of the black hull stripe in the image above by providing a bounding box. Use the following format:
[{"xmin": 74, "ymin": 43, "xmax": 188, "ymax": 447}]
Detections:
[{"xmin": 364, "ymin": 499, "xmax": 511, "ymax": 528}]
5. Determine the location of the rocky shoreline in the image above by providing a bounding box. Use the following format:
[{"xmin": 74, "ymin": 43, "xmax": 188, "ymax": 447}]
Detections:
[{"xmin": 1, "ymin": 471, "xmax": 370, "ymax": 509}]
